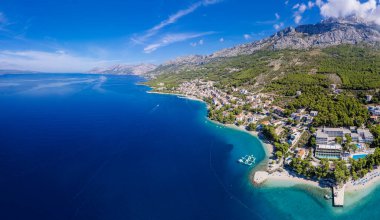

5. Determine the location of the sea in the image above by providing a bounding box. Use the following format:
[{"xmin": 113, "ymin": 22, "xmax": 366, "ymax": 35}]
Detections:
[{"xmin": 0, "ymin": 74, "xmax": 379, "ymax": 220}]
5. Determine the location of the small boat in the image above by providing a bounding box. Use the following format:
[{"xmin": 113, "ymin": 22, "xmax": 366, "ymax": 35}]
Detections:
[
  {"xmin": 238, "ymin": 155, "xmax": 256, "ymax": 166},
  {"xmin": 324, "ymin": 194, "xmax": 331, "ymax": 200}
]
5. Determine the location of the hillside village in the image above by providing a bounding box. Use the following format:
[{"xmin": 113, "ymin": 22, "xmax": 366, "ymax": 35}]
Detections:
[
  {"xmin": 153, "ymin": 73, "xmax": 380, "ymax": 207},
  {"xmin": 146, "ymin": 17, "xmax": 380, "ymax": 207},
  {"xmin": 164, "ymin": 79, "xmax": 377, "ymax": 163}
]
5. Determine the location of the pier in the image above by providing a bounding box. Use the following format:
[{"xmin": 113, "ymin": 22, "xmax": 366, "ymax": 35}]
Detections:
[
  {"xmin": 253, "ymin": 171, "xmax": 269, "ymax": 184},
  {"xmin": 333, "ymin": 185, "xmax": 345, "ymax": 207}
]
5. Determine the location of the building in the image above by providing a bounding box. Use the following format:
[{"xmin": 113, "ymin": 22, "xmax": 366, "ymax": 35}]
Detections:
[
  {"xmin": 350, "ymin": 133, "xmax": 359, "ymax": 142},
  {"xmin": 357, "ymin": 129, "xmax": 374, "ymax": 143},
  {"xmin": 272, "ymin": 106, "xmax": 285, "ymax": 116},
  {"xmin": 368, "ymin": 106, "xmax": 380, "ymax": 116},
  {"xmin": 297, "ymin": 149, "xmax": 306, "ymax": 159},
  {"xmin": 322, "ymin": 127, "xmax": 350, "ymax": 137},
  {"xmin": 316, "ymin": 130, "xmax": 329, "ymax": 144},
  {"xmin": 236, "ymin": 114, "xmax": 244, "ymax": 122},
  {"xmin": 315, "ymin": 144, "xmax": 342, "ymax": 159},
  {"xmin": 366, "ymin": 95, "xmax": 373, "ymax": 102},
  {"xmin": 310, "ymin": 111, "xmax": 318, "ymax": 117},
  {"xmin": 370, "ymin": 116, "xmax": 379, "ymax": 122},
  {"xmin": 317, "ymin": 127, "xmax": 374, "ymax": 144}
]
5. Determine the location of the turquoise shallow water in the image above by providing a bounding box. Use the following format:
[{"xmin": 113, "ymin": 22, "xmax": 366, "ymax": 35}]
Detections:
[{"xmin": 0, "ymin": 74, "xmax": 379, "ymax": 219}]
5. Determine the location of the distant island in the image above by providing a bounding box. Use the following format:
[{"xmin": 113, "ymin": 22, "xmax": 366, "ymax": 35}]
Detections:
[{"xmin": 143, "ymin": 17, "xmax": 380, "ymax": 207}]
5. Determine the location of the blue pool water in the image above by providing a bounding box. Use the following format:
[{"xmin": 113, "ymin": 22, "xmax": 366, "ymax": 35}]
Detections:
[
  {"xmin": 352, "ymin": 154, "xmax": 368, "ymax": 160},
  {"xmin": 1, "ymin": 74, "xmax": 380, "ymax": 219}
]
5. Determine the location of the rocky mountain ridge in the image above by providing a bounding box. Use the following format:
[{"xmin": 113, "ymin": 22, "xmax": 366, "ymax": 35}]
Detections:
[
  {"xmin": 89, "ymin": 63, "xmax": 157, "ymax": 75},
  {"xmin": 154, "ymin": 17, "xmax": 380, "ymax": 73}
]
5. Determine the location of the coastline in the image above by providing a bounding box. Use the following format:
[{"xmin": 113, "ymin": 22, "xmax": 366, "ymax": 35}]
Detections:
[
  {"xmin": 263, "ymin": 170, "xmax": 321, "ymax": 188},
  {"xmin": 146, "ymin": 88, "xmax": 380, "ymax": 207},
  {"xmin": 148, "ymin": 90, "xmax": 274, "ymax": 154},
  {"xmin": 346, "ymin": 167, "xmax": 380, "ymax": 193}
]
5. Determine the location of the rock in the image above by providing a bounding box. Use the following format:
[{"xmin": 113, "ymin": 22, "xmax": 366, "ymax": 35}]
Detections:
[
  {"xmin": 89, "ymin": 64, "xmax": 157, "ymax": 75},
  {"xmin": 153, "ymin": 17, "xmax": 380, "ymax": 73}
]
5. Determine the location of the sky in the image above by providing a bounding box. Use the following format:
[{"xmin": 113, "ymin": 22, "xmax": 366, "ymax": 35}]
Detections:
[{"xmin": 0, "ymin": 0, "xmax": 379, "ymax": 72}]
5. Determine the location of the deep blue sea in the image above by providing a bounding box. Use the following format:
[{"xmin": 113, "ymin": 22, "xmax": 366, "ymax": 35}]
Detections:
[{"xmin": 0, "ymin": 74, "xmax": 380, "ymax": 220}]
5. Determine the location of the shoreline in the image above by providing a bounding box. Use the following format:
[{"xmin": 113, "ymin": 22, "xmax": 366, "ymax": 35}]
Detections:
[
  {"xmin": 148, "ymin": 91, "xmax": 274, "ymax": 155},
  {"xmin": 146, "ymin": 88, "xmax": 380, "ymax": 207},
  {"xmin": 346, "ymin": 167, "xmax": 380, "ymax": 193}
]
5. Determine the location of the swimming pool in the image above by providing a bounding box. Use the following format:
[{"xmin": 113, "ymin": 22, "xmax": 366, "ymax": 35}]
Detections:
[{"xmin": 352, "ymin": 154, "xmax": 368, "ymax": 160}]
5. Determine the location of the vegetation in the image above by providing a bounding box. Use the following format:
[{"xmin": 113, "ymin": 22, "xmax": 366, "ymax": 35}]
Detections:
[
  {"xmin": 262, "ymin": 125, "xmax": 279, "ymax": 143},
  {"xmin": 318, "ymin": 45, "xmax": 380, "ymax": 90},
  {"xmin": 349, "ymin": 148, "xmax": 380, "ymax": 181},
  {"xmin": 246, "ymin": 123, "xmax": 257, "ymax": 131},
  {"xmin": 148, "ymin": 45, "xmax": 380, "ymax": 93},
  {"xmin": 287, "ymin": 93, "xmax": 369, "ymax": 127}
]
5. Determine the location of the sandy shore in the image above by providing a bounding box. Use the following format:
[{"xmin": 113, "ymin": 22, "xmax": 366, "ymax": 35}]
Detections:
[
  {"xmin": 147, "ymin": 90, "xmax": 205, "ymax": 102},
  {"xmin": 264, "ymin": 170, "xmax": 321, "ymax": 188},
  {"xmin": 346, "ymin": 167, "xmax": 380, "ymax": 192}
]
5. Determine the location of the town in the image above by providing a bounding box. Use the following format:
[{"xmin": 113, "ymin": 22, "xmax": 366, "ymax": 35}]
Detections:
[{"xmin": 158, "ymin": 79, "xmax": 380, "ymax": 207}]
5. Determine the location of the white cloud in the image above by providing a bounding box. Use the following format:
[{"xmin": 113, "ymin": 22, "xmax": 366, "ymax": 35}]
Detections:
[
  {"xmin": 274, "ymin": 22, "xmax": 285, "ymax": 30},
  {"xmin": 244, "ymin": 34, "xmax": 251, "ymax": 40},
  {"xmin": 308, "ymin": 1, "xmax": 315, "ymax": 8},
  {"xmin": 275, "ymin": 13, "xmax": 281, "ymax": 20},
  {"xmin": 319, "ymin": 0, "xmax": 380, "ymax": 25},
  {"xmin": 315, "ymin": 0, "xmax": 323, "ymax": 7},
  {"xmin": 285, "ymin": 1, "xmax": 289, "ymax": 5},
  {"xmin": 199, "ymin": 39, "xmax": 204, "ymax": 45},
  {"xmin": 219, "ymin": 37, "xmax": 224, "ymax": 42},
  {"xmin": 133, "ymin": 0, "xmax": 221, "ymax": 43},
  {"xmin": 190, "ymin": 42, "xmax": 198, "ymax": 47},
  {"xmin": 292, "ymin": 1, "xmax": 317, "ymax": 24},
  {"xmin": 294, "ymin": 15, "xmax": 303, "ymax": 24},
  {"xmin": 299, "ymin": 3, "xmax": 308, "ymax": 13},
  {"xmin": 0, "ymin": 50, "xmax": 114, "ymax": 73},
  {"xmin": 144, "ymin": 32, "xmax": 214, "ymax": 53}
]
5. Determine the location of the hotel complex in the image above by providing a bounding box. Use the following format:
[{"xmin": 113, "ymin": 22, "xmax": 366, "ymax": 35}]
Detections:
[{"xmin": 315, "ymin": 127, "xmax": 374, "ymax": 159}]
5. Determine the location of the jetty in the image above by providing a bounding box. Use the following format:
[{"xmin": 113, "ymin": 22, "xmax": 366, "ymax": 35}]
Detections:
[
  {"xmin": 333, "ymin": 185, "xmax": 345, "ymax": 207},
  {"xmin": 253, "ymin": 171, "xmax": 269, "ymax": 184}
]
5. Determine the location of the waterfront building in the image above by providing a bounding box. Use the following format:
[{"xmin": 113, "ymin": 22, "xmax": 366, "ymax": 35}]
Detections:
[{"xmin": 315, "ymin": 144, "xmax": 342, "ymax": 159}]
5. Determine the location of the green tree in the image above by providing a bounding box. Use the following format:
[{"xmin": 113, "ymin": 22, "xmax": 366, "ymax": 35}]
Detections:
[{"xmin": 336, "ymin": 137, "xmax": 343, "ymax": 145}]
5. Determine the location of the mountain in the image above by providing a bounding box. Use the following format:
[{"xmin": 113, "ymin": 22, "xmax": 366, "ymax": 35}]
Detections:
[
  {"xmin": 149, "ymin": 17, "xmax": 380, "ymax": 76},
  {"xmin": 147, "ymin": 17, "xmax": 380, "ymax": 92},
  {"xmin": 89, "ymin": 64, "xmax": 157, "ymax": 75},
  {"xmin": 210, "ymin": 17, "xmax": 379, "ymax": 58},
  {"xmin": 0, "ymin": 69, "xmax": 41, "ymax": 74}
]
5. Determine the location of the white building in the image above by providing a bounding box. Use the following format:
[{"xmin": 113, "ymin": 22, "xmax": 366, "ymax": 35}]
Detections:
[
  {"xmin": 322, "ymin": 127, "xmax": 350, "ymax": 138},
  {"xmin": 310, "ymin": 111, "xmax": 318, "ymax": 117},
  {"xmin": 316, "ymin": 130, "xmax": 329, "ymax": 144},
  {"xmin": 366, "ymin": 95, "xmax": 373, "ymax": 102},
  {"xmin": 357, "ymin": 129, "xmax": 374, "ymax": 143},
  {"xmin": 368, "ymin": 106, "xmax": 380, "ymax": 116},
  {"xmin": 315, "ymin": 144, "xmax": 342, "ymax": 159}
]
